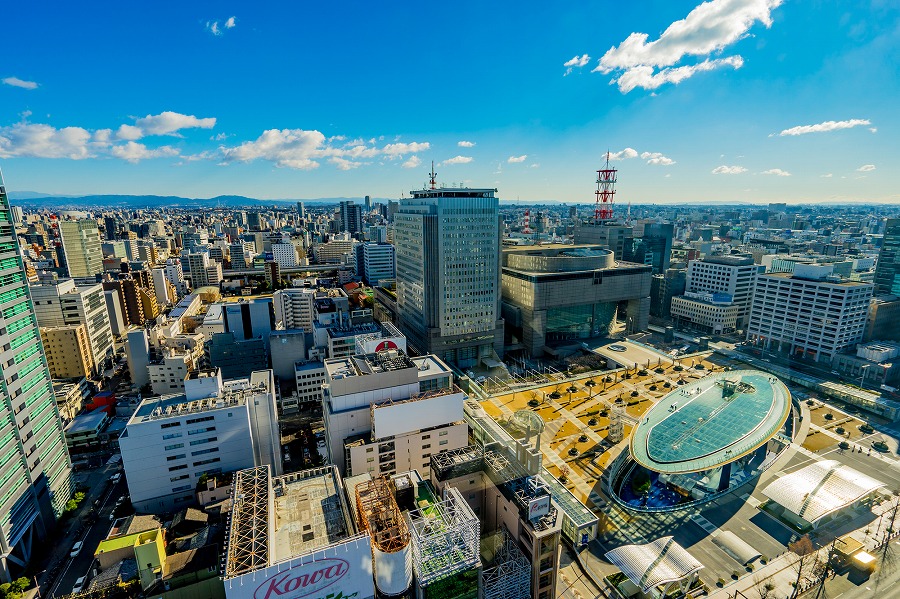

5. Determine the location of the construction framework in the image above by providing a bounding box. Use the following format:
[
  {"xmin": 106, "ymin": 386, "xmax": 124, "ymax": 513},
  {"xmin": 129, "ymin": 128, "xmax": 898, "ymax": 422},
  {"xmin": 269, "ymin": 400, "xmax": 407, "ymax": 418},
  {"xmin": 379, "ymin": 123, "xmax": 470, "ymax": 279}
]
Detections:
[
  {"xmin": 407, "ymin": 487, "xmax": 480, "ymax": 588},
  {"xmin": 481, "ymin": 529, "xmax": 532, "ymax": 599},
  {"xmin": 355, "ymin": 475, "xmax": 411, "ymax": 553},
  {"xmin": 224, "ymin": 466, "xmax": 270, "ymax": 578}
]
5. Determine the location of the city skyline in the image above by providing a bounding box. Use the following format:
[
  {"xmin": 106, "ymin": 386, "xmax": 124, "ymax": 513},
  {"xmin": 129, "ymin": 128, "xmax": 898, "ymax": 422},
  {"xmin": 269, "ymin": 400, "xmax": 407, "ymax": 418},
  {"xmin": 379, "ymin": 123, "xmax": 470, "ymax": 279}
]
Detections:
[{"xmin": 1, "ymin": 0, "xmax": 897, "ymax": 204}]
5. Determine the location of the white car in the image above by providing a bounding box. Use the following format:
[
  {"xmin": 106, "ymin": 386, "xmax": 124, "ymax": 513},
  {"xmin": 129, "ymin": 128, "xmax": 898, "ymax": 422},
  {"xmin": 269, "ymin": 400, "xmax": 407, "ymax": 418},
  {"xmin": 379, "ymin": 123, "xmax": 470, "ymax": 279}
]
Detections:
[
  {"xmin": 72, "ymin": 576, "xmax": 87, "ymax": 593},
  {"xmin": 70, "ymin": 541, "xmax": 83, "ymax": 558},
  {"xmin": 111, "ymin": 472, "xmax": 122, "ymax": 484}
]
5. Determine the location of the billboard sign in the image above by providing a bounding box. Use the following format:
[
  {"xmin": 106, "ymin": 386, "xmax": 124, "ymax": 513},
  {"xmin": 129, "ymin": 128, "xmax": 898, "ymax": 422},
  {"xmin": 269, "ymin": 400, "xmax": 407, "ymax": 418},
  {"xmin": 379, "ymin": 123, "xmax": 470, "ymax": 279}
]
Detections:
[
  {"xmin": 226, "ymin": 536, "xmax": 374, "ymax": 599},
  {"xmin": 528, "ymin": 495, "xmax": 551, "ymax": 520}
]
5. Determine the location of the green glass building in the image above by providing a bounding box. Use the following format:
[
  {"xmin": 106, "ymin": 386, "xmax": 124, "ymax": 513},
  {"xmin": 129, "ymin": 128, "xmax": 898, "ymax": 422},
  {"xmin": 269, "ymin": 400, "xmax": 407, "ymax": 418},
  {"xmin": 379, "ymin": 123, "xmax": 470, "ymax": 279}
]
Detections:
[{"xmin": 0, "ymin": 171, "xmax": 72, "ymax": 581}]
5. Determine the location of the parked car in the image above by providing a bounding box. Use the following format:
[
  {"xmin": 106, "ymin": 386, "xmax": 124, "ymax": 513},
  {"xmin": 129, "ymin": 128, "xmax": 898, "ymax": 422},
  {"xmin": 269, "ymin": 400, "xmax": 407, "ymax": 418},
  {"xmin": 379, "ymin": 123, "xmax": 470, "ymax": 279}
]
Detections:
[
  {"xmin": 72, "ymin": 576, "xmax": 87, "ymax": 593},
  {"xmin": 111, "ymin": 472, "xmax": 122, "ymax": 484},
  {"xmin": 70, "ymin": 541, "xmax": 83, "ymax": 558}
]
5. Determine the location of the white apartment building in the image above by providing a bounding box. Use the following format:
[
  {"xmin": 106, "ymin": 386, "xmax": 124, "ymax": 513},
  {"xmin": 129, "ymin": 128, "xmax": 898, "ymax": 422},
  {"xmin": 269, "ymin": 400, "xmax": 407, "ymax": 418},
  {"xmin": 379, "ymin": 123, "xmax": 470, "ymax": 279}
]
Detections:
[
  {"xmin": 747, "ymin": 264, "xmax": 874, "ymax": 364},
  {"xmin": 273, "ymin": 287, "xmax": 317, "ymax": 331},
  {"xmin": 30, "ymin": 277, "xmax": 114, "ymax": 374},
  {"xmin": 163, "ymin": 258, "xmax": 188, "ymax": 298},
  {"xmin": 322, "ymin": 349, "xmax": 466, "ymax": 478},
  {"xmin": 150, "ymin": 267, "xmax": 176, "ymax": 306},
  {"xmin": 670, "ymin": 292, "xmax": 740, "ymax": 335},
  {"xmin": 229, "ymin": 241, "xmax": 255, "ymax": 269},
  {"xmin": 271, "ymin": 242, "xmax": 298, "ymax": 268},
  {"xmin": 120, "ymin": 368, "xmax": 282, "ymax": 513},
  {"xmin": 685, "ymin": 255, "xmax": 763, "ymax": 328},
  {"xmin": 148, "ymin": 347, "xmax": 203, "ymax": 396},
  {"xmin": 313, "ymin": 238, "xmax": 357, "ymax": 264}
]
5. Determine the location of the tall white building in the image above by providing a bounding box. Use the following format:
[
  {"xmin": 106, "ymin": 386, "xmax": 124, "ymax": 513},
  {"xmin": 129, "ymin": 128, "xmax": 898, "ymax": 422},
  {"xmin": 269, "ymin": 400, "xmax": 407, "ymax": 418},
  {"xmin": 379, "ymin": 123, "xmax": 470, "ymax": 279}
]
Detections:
[
  {"xmin": 30, "ymin": 277, "xmax": 114, "ymax": 374},
  {"xmin": 271, "ymin": 242, "xmax": 298, "ymax": 268},
  {"xmin": 58, "ymin": 219, "xmax": 103, "ymax": 278},
  {"xmin": 273, "ymin": 287, "xmax": 317, "ymax": 331},
  {"xmin": 394, "ymin": 186, "xmax": 503, "ymax": 366},
  {"xmin": 747, "ymin": 264, "xmax": 874, "ymax": 363},
  {"xmin": 685, "ymin": 254, "xmax": 763, "ymax": 328},
  {"xmin": 120, "ymin": 368, "xmax": 282, "ymax": 513},
  {"xmin": 163, "ymin": 258, "xmax": 188, "ymax": 298},
  {"xmin": 322, "ymin": 349, "xmax": 466, "ymax": 478}
]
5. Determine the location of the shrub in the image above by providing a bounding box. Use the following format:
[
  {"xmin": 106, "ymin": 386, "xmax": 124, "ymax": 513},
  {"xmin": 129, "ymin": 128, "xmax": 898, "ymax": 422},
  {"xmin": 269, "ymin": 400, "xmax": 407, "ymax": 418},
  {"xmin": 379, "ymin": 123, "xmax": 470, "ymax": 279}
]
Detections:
[
  {"xmin": 695, "ymin": 363, "xmax": 705, "ymax": 370},
  {"xmin": 588, "ymin": 418, "xmax": 598, "ymax": 426},
  {"xmin": 655, "ymin": 367, "xmax": 665, "ymax": 374},
  {"xmin": 673, "ymin": 365, "xmax": 684, "ymax": 372},
  {"xmin": 663, "ymin": 382, "xmax": 671, "ymax": 388},
  {"xmin": 578, "ymin": 435, "xmax": 588, "ymax": 443},
  {"xmin": 649, "ymin": 385, "xmax": 658, "ymax": 391},
  {"xmin": 528, "ymin": 399, "xmax": 540, "ymax": 407},
  {"xmin": 631, "ymin": 390, "xmax": 639, "ymax": 397},
  {"xmin": 836, "ymin": 427, "xmax": 845, "ymax": 435},
  {"xmin": 824, "ymin": 412, "xmax": 834, "ymax": 420},
  {"xmin": 568, "ymin": 447, "xmax": 578, "ymax": 456},
  {"xmin": 717, "ymin": 578, "xmax": 726, "ymax": 587}
]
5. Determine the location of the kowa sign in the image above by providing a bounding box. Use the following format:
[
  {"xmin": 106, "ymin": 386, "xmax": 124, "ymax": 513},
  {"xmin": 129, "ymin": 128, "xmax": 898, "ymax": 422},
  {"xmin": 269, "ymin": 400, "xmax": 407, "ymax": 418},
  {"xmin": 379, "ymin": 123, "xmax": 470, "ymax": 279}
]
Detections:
[{"xmin": 226, "ymin": 536, "xmax": 375, "ymax": 599}]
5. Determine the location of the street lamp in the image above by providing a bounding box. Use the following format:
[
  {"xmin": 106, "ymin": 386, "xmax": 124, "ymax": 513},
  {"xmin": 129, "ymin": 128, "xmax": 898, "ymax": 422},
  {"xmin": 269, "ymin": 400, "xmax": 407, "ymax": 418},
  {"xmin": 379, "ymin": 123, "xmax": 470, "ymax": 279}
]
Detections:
[{"xmin": 860, "ymin": 364, "xmax": 870, "ymax": 389}]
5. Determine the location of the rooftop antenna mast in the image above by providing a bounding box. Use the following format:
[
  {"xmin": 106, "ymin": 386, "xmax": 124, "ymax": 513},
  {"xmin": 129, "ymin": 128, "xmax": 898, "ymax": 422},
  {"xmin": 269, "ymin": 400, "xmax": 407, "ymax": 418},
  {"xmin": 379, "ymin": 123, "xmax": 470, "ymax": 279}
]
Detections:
[
  {"xmin": 594, "ymin": 151, "xmax": 617, "ymax": 222},
  {"xmin": 429, "ymin": 162, "xmax": 438, "ymax": 190}
]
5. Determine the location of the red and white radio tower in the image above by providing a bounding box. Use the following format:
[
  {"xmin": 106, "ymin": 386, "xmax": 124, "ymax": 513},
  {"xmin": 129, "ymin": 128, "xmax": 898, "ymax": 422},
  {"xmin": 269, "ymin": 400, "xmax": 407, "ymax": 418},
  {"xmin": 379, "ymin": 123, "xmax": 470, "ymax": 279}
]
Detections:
[
  {"xmin": 522, "ymin": 209, "xmax": 531, "ymax": 234},
  {"xmin": 594, "ymin": 152, "xmax": 617, "ymax": 222}
]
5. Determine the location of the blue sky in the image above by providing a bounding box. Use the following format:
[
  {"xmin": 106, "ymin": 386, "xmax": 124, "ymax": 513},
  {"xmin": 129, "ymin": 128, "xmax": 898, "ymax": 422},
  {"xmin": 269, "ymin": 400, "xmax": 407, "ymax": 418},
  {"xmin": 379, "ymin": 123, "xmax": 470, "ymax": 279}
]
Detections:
[{"xmin": 1, "ymin": 0, "xmax": 897, "ymax": 204}]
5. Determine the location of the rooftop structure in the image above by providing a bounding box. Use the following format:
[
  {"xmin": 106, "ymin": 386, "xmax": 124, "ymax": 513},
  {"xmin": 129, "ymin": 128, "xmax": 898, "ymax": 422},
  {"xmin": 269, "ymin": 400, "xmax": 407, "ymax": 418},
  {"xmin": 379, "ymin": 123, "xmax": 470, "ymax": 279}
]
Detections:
[
  {"xmin": 630, "ymin": 370, "xmax": 791, "ymax": 474},
  {"xmin": 762, "ymin": 459, "xmax": 884, "ymax": 528},
  {"xmin": 224, "ymin": 465, "xmax": 374, "ymax": 599},
  {"xmin": 605, "ymin": 536, "xmax": 703, "ymax": 595}
]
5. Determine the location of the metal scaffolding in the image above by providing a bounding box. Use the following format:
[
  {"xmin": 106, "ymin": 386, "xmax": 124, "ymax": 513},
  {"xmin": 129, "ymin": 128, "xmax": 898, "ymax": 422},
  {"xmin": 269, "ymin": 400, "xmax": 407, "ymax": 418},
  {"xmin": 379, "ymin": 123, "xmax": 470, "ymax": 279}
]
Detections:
[
  {"xmin": 224, "ymin": 466, "xmax": 270, "ymax": 578},
  {"xmin": 481, "ymin": 529, "xmax": 532, "ymax": 599},
  {"xmin": 355, "ymin": 475, "xmax": 410, "ymax": 553},
  {"xmin": 407, "ymin": 487, "xmax": 480, "ymax": 588}
]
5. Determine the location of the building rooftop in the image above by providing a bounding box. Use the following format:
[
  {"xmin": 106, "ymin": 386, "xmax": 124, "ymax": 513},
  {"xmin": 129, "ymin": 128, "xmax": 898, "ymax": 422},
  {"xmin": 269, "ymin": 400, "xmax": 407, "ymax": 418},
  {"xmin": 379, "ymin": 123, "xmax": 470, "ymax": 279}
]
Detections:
[
  {"xmin": 630, "ymin": 370, "xmax": 791, "ymax": 474},
  {"xmin": 224, "ymin": 465, "xmax": 357, "ymax": 579},
  {"xmin": 762, "ymin": 459, "xmax": 884, "ymax": 525},
  {"xmin": 325, "ymin": 348, "xmax": 418, "ymax": 380},
  {"xmin": 605, "ymin": 537, "xmax": 703, "ymax": 594},
  {"xmin": 65, "ymin": 410, "xmax": 108, "ymax": 434}
]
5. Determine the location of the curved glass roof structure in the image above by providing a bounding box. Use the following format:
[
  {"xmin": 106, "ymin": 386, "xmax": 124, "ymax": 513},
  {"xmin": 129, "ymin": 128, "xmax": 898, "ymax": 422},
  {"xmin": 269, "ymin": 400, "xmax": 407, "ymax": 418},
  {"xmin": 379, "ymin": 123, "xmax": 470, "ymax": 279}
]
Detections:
[{"xmin": 630, "ymin": 370, "xmax": 791, "ymax": 474}]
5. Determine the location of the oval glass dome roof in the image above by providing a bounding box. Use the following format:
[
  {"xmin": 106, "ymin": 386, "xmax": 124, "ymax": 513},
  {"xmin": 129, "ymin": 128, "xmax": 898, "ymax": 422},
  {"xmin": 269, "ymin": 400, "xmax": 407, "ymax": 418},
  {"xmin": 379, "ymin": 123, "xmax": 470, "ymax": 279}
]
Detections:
[{"xmin": 629, "ymin": 370, "xmax": 791, "ymax": 474}]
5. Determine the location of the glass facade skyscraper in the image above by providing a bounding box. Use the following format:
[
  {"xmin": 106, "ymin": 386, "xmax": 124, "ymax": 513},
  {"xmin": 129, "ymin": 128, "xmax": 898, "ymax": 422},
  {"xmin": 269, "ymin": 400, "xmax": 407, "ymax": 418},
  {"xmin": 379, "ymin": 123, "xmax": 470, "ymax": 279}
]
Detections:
[
  {"xmin": 875, "ymin": 218, "xmax": 900, "ymax": 296},
  {"xmin": 394, "ymin": 187, "xmax": 503, "ymax": 367},
  {"xmin": 0, "ymin": 172, "xmax": 72, "ymax": 581}
]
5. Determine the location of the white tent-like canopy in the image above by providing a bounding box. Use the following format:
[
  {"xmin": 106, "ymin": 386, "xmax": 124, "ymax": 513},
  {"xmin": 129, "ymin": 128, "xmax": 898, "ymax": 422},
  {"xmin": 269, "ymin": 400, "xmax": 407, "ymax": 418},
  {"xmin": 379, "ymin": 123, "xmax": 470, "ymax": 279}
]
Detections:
[
  {"xmin": 605, "ymin": 536, "xmax": 703, "ymax": 593},
  {"xmin": 762, "ymin": 459, "xmax": 884, "ymax": 526}
]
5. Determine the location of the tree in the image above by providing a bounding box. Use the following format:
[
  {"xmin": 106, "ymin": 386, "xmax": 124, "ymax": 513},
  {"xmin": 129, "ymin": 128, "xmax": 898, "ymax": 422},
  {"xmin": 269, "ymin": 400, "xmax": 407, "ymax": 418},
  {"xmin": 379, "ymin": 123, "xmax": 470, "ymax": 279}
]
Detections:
[
  {"xmin": 753, "ymin": 575, "xmax": 776, "ymax": 599},
  {"xmin": 788, "ymin": 535, "xmax": 815, "ymax": 598}
]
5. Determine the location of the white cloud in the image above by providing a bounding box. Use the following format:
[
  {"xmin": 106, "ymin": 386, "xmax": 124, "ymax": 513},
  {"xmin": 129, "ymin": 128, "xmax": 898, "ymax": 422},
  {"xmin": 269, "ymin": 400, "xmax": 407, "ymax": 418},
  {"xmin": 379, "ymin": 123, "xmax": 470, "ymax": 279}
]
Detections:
[
  {"xmin": 221, "ymin": 129, "xmax": 326, "ymax": 169},
  {"xmin": 0, "ymin": 122, "xmax": 92, "ymax": 159},
  {"xmin": 441, "ymin": 156, "xmax": 473, "ymax": 165},
  {"xmin": 329, "ymin": 157, "xmax": 363, "ymax": 171},
  {"xmin": 711, "ymin": 165, "xmax": 747, "ymax": 174},
  {"xmin": 219, "ymin": 128, "xmax": 429, "ymax": 170},
  {"xmin": 115, "ymin": 124, "xmax": 144, "ymax": 141},
  {"xmin": 225, "ymin": 16, "xmax": 236, "ymax": 29},
  {"xmin": 529, "ymin": 163, "xmax": 540, "ymax": 169},
  {"xmin": 508, "ymin": 155, "xmax": 527, "ymax": 163},
  {"xmin": 211, "ymin": 132, "xmax": 228, "ymax": 141},
  {"xmin": 457, "ymin": 140, "xmax": 475, "ymax": 147},
  {"xmin": 563, "ymin": 54, "xmax": 590, "ymax": 75},
  {"xmin": 607, "ymin": 147, "xmax": 638, "ymax": 160},
  {"xmin": 857, "ymin": 164, "xmax": 876, "ymax": 172},
  {"xmin": 381, "ymin": 141, "xmax": 430, "ymax": 156},
  {"xmin": 207, "ymin": 21, "xmax": 222, "ymax": 36},
  {"xmin": 870, "ymin": 127, "xmax": 877, "ymax": 133},
  {"xmin": 614, "ymin": 56, "xmax": 743, "ymax": 93},
  {"xmin": 110, "ymin": 142, "xmax": 179, "ymax": 163},
  {"xmin": 133, "ymin": 111, "xmax": 216, "ymax": 136},
  {"xmin": 777, "ymin": 118, "xmax": 871, "ymax": 136},
  {"xmin": 594, "ymin": 0, "xmax": 781, "ymax": 92},
  {"xmin": 2, "ymin": 76, "xmax": 38, "ymax": 90},
  {"xmin": 402, "ymin": 156, "xmax": 421, "ymax": 169},
  {"xmin": 821, "ymin": 173, "xmax": 833, "ymax": 178},
  {"xmin": 760, "ymin": 168, "xmax": 791, "ymax": 176},
  {"xmin": 640, "ymin": 151, "xmax": 676, "ymax": 165}
]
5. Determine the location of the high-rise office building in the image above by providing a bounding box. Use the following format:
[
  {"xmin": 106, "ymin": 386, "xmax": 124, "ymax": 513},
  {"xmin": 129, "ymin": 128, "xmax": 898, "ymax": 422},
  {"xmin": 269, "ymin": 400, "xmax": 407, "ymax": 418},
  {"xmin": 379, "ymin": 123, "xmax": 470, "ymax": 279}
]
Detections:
[
  {"xmin": 58, "ymin": 218, "xmax": 103, "ymax": 278},
  {"xmin": 339, "ymin": 201, "xmax": 363, "ymax": 234},
  {"xmin": 0, "ymin": 173, "xmax": 72, "ymax": 581},
  {"xmin": 685, "ymin": 254, "xmax": 763, "ymax": 329},
  {"xmin": 356, "ymin": 242, "xmax": 395, "ymax": 286},
  {"xmin": 394, "ymin": 186, "xmax": 503, "ymax": 366},
  {"xmin": 875, "ymin": 218, "xmax": 900, "ymax": 295}
]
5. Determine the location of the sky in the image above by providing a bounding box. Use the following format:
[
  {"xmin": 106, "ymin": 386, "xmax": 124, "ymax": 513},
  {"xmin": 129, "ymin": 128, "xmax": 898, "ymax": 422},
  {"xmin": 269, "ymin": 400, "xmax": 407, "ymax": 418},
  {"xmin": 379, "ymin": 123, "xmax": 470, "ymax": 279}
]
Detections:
[{"xmin": 1, "ymin": 0, "xmax": 898, "ymax": 204}]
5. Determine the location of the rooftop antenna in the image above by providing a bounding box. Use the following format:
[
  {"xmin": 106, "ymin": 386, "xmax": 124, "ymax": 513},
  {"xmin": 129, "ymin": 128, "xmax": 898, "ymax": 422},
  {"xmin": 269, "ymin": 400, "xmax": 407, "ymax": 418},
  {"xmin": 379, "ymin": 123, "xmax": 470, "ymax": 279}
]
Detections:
[
  {"xmin": 429, "ymin": 162, "xmax": 438, "ymax": 190},
  {"xmin": 594, "ymin": 150, "xmax": 617, "ymax": 222}
]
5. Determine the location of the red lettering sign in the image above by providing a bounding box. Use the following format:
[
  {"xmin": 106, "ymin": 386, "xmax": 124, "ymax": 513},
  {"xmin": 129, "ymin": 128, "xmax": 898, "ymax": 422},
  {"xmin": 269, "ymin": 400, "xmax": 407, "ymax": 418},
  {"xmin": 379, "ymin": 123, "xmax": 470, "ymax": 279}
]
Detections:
[
  {"xmin": 254, "ymin": 559, "xmax": 349, "ymax": 599},
  {"xmin": 374, "ymin": 340, "xmax": 398, "ymax": 352}
]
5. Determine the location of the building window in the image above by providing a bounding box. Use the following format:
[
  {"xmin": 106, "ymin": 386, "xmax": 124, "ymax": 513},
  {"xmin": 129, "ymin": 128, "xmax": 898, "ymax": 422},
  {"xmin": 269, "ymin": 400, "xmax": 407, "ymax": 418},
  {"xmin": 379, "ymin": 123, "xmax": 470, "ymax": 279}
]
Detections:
[
  {"xmin": 168, "ymin": 464, "xmax": 187, "ymax": 472},
  {"xmin": 439, "ymin": 440, "xmax": 448, "ymax": 446},
  {"xmin": 167, "ymin": 454, "xmax": 186, "ymax": 461},
  {"xmin": 164, "ymin": 443, "xmax": 184, "ymax": 451},
  {"xmin": 160, "ymin": 422, "xmax": 181, "ymax": 429}
]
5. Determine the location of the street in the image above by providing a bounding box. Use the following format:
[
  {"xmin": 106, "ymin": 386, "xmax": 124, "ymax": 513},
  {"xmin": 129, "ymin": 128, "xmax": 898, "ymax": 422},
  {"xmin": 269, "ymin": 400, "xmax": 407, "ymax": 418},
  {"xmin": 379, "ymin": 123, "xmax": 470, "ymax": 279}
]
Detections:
[{"xmin": 41, "ymin": 459, "xmax": 127, "ymax": 599}]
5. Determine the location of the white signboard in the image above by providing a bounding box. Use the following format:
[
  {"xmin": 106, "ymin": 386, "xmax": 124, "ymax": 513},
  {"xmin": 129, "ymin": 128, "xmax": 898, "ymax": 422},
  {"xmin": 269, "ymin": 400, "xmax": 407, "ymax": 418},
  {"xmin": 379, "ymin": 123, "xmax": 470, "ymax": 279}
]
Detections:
[
  {"xmin": 226, "ymin": 535, "xmax": 375, "ymax": 599},
  {"xmin": 528, "ymin": 495, "xmax": 551, "ymax": 520},
  {"xmin": 372, "ymin": 392, "xmax": 464, "ymax": 439}
]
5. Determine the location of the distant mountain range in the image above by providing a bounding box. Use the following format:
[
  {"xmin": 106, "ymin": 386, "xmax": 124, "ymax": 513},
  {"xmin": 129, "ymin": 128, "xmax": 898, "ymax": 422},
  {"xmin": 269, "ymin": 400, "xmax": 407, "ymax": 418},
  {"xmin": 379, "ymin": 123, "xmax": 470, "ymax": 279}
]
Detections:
[{"xmin": 6, "ymin": 192, "xmax": 390, "ymax": 209}]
